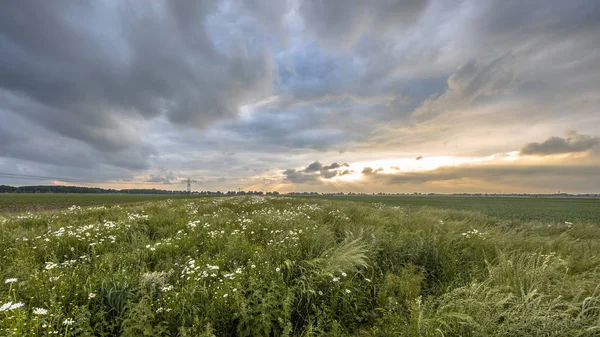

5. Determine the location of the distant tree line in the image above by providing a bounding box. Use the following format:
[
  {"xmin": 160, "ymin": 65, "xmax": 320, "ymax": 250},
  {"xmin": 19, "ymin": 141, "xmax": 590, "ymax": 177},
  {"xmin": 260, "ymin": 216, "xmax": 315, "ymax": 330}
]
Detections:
[
  {"xmin": 0, "ymin": 185, "xmax": 282, "ymax": 195},
  {"xmin": 1, "ymin": 185, "xmax": 596, "ymax": 197},
  {"xmin": 0, "ymin": 185, "xmax": 185, "ymax": 194}
]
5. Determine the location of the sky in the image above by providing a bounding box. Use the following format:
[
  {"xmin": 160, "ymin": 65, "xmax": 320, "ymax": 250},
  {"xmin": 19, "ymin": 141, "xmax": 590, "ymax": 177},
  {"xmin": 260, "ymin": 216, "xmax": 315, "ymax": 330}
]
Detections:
[{"xmin": 1, "ymin": 0, "xmax": 599, "ymax": 193}]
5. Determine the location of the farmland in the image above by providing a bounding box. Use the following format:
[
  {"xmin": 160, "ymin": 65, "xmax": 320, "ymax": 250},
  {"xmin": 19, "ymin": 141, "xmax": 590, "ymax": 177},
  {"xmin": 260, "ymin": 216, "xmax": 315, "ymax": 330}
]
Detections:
[
  {"xmin": 312, "ymin": 195, "xmax": 600, "ymax": 223},
  {"xmin": 1, "ymin": 196, "xmax": 600, "ymax": 336},
  {"xmin": 0, "ymin": 194, "xmax": 209, "ymax": 213}
]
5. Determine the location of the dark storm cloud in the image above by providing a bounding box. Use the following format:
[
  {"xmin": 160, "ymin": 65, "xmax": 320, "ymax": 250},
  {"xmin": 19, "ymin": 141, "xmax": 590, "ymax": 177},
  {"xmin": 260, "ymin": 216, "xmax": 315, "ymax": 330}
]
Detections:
[
  {"xmin": 0, "ymin": 1, "xmax": 273, "ymax": 160},
  {"xmin": 520, "ymin": 133, "xmax": 599, "ymax": 156}
]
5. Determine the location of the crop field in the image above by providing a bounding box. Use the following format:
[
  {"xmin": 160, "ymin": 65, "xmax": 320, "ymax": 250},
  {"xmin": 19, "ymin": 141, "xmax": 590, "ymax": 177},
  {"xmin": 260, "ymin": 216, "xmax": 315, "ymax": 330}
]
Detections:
[
  {"xmin": 0, "ymin": 194, "xmax": 209, "ymax": 213},
  {"xmin": 311, "ymin": 195, "xmax": 600, "ymax": 223},
  {"xmin": 1, "ymin": 197, "xmax": 600, "ymax": 336}
]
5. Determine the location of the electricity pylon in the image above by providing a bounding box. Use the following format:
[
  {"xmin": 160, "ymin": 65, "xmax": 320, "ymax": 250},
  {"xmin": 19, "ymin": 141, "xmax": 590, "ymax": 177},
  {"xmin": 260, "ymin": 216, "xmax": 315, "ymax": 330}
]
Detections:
[{"xmin": 181, "ymin": 178, "xmax": 199, "ymax": 194}]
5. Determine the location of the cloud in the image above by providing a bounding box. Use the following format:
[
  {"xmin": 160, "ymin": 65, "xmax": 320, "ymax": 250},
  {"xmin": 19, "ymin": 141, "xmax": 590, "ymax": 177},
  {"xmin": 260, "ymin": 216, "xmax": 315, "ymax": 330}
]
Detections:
[
  {"xmin": 0, "ymin": 1, "xmax": 274, "ymax": 166},
  {"xmin": 146, "ymin": 170, "xmax": 178, "ymax": 184},
  {"xmin": 362, "ymin": 167, "xmax": 383, "ymax": 175},
  {"xmin": 298, "ymin": 0, "xmax": 430, "ymax": 48},
  {"xmin": 304, "ymin": 161, "xmax": 323, "ymax": 172},
  {"xmin": 283, "ymin": 160, "xmax": 352, "ymax": 183},
  {"xmin": 323, "ymin": 162, "xmax": 350, "ymax": 170},
  {"xmin": 520, "ymin": 133, "xmax": 599, "ymax": 156}
]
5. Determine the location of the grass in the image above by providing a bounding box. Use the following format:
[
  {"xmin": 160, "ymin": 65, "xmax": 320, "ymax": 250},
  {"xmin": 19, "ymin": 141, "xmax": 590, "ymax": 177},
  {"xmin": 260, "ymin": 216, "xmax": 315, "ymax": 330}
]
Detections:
[
  {"xmin": 309, "ymin": 195, "xmax": 600, "ymax": 223},
  {"xmin": 0, "ymin": 194, "xmax": 210, "ymax": 213},
  {"xmin": 1, "ymin": 196, "xmax": 600, "ymax": 336}
]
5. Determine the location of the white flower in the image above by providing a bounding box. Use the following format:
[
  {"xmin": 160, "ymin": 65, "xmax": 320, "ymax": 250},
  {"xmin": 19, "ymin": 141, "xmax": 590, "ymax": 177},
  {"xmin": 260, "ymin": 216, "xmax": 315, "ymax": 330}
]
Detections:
[
  {"xmin": 88, "ymin": 293, "xmax": 96, "ymax": 299},
  {"xmin": 0, "ymin": 302, "xmax": 12, "ymax": 312},
  {"xmin": 341, "ymin": 272, "xmax": 347, "ymax": 277},
  {"xmin": 223, "ymin": 293, "xmax": 228, "ymax": 298},
  {"xmin": 63, "ymin": 318, "xmax": 75, "ymax": 325},
  {"xmin": 232, "ymin": 288, "xmax": 237, "ymax": 292},
  {"xmin": 9, "ymin": 302, "xmax": 24, "ymax": 310},
  {"xmin": 161, "ymin": 285, "xmax": 173, "ymax": 292},
  {"xmin": 33, "ymin": 308, "xmax": 48, "ymax": 315},
  {"xmin": 4, "ymin": 278, "xmax": 17, "ymax": 284},
  {"xmin": 318, "ymin": 291, "xmax": 323, "ymax": 296},
  {"xmin": 345, "ymin": 289, "xmax": 351, "ymax": 294},
  {"xmin": 276, "ymin": 267, "xmax": 281, "ymax": 273},
  {"xmin": 251, "ymin": 264, "xmax": 256, "ymax": 269},
  {"xmin": 332, "ymin": 277, "xmax": 340, "ymax": 283},
  {"xmin": 365, "ymin": 278, "xmax": 372, "ymax": 283}
]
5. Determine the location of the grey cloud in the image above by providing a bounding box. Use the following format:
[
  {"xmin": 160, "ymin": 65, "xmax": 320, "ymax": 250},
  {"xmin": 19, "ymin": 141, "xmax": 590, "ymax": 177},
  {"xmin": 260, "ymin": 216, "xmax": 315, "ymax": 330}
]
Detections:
[
  {"xmin": 282, "ymin": 169, "xmax": 319, "ymax": 184},
  {"xmin": 283, "ymin": 161, "xmax": 351, "ymax": 183},
  {"xmin": 0, "ymin": 1, "xmax": 273, "ymax": 163},
  {"xmin": 368, "ymin": 164, "xmax": 600, "ymax": 186},
  {"xmin": 304, "ymin": 161, "xmax": 323, "ymax": 172},
  {"xmin": 520, "ymin": 133, "xmax": 600, "ymax": 156},
  {"xmin": 299, "ymin": 0, "xmax": 430, "ymax": 48},
  {"xmin": 362, "ymin": 167, "xmax": 383, "ymax": 175},
  {"xmin": 340, "ymin": 169, "xmax": 353, "ymax": 176},
  {"xmin": 0, "ymin": 110, "xmax": 154, "ymax": 171},
  {"xmin": 146, "ymin": 170, "xmax": 178, "ymax": 184},
  {"xmin": 323, "ymin": 162, "xmax": 349, "ymax": 170}
]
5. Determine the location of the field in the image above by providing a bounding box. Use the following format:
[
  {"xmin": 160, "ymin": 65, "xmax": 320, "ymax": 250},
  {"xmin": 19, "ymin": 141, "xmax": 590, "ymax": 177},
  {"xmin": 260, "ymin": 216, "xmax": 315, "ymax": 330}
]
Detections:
[
  {"xmin": 311, "ymin": 195, "xmax": 600, "ymax": 223},
  {"xmin": 1, "ymin": 196, "xmax": 600, "ymax": 336},
  {"xmin": 0, "ymin": 194, "xmax": 209, "ymax": 213}
]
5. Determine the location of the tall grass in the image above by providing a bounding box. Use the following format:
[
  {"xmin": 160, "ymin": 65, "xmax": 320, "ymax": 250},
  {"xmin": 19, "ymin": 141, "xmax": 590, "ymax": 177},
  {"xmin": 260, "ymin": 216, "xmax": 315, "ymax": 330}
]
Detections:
[{"xmin": 0, "ymin": 197, "xmax": 599, "ymax": 336}]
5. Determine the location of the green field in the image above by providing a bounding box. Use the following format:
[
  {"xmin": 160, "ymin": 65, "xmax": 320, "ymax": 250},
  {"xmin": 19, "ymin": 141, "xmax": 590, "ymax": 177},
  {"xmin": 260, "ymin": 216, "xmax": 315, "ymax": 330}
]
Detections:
[
  {"xmin": 2, "ymin": 194, "xmax": 599, "ymax": 224},
  {"xmin": 2, "ymin": 196, "xmax": 600, "ymax": 336},
  {"xmin": 310, "ymin": 195, "xmax": 600, "ymax": 223},
  {"xmin": 0, "ymin": 194, "xmax": 209, "ymax": 213}
]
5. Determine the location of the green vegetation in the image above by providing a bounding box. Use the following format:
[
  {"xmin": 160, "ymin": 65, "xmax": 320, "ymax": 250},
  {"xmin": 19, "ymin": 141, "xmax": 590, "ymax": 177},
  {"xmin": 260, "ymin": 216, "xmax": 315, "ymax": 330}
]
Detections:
[
  {"xmin": 1, "ymin": 197, "xmax": 600, "ymax": 336},
  {"xmin": 0, "ymin": 194, "xmax": 209, "ymax": 213},
  {"xmin": 311, "ymin": 195, "xmax": 600, "ymax": 223}
]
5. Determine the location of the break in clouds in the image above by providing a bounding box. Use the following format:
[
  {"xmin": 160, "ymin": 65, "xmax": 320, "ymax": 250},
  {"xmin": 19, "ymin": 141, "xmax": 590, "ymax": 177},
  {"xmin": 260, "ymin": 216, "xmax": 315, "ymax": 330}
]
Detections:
[{"xmin": 1, "ymin": 0, "xmax": 600, "ymax": 192}]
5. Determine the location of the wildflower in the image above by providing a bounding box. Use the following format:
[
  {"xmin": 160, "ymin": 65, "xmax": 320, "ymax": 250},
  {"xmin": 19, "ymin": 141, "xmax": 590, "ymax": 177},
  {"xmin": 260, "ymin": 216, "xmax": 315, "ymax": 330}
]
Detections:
[
  {"xmin": 0, "ymin": 302, "xmax": 12, "ymax": 312},
  {"xmin": 341, "ymin": 272, "xmax": 347, "ymax": 277},
  {"xmin": 63, "ymin": 318, "xmax": 75, "ymax": 325},
  {"xmin": 223, "ymin": 293, "xmax": 228, "ymax": 298},
  {"xmin": 161, "ymin": 285, "xmax": 173, "ymax": 292},
  {"xmin": 332, "ymin": 277, "xmax": 340, "ymax": 283},
  {"xmin": 365, "ymin": 278, "xmax": 372, "ymax": 283},
  {"xmin": 156, "ymin": 307, "xmax": 164, "ymax": 313},
  {"xmin": 45, "ymin": 262, "xmax": 57, "ymax": 270},
  {"xmin": 9, "ymin": 302, "xmax": 24, "ymax": 310},
  {"xmin": 88, "ymin": 293, "xmax": 96, "ymax": 299},
  {"xmin": 276, "ymin": 267, "xmax": 281, "ymax": 273},
  {"xmin": 345, "ymin": 289, "xmax": 351, "ymax": 294},
  {"xmin": 4, "ymin": 278, "xmax": 17, "ymax": 284},
  {"xmin": 33, "ymin": 308, "xmax": 48, "ymax": 315},
  {"xmin": 318, "ymin": 291, "xmax": 323, "ymax": 296},
  {"xmin": 233, "ymin": 288, "xmax": 237, "ymax": 292}
]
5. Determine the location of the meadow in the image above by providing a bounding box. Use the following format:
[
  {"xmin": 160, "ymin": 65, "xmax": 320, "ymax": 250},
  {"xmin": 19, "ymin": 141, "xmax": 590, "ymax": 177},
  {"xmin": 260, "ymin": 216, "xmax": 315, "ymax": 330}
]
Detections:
[
  {"xmin": 1, "ymin": 196, "xmax": 600, "ymax": 336},
  {"xmin": 0, "ymin": 194, "xmax": 209, "ymax": 213}
]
